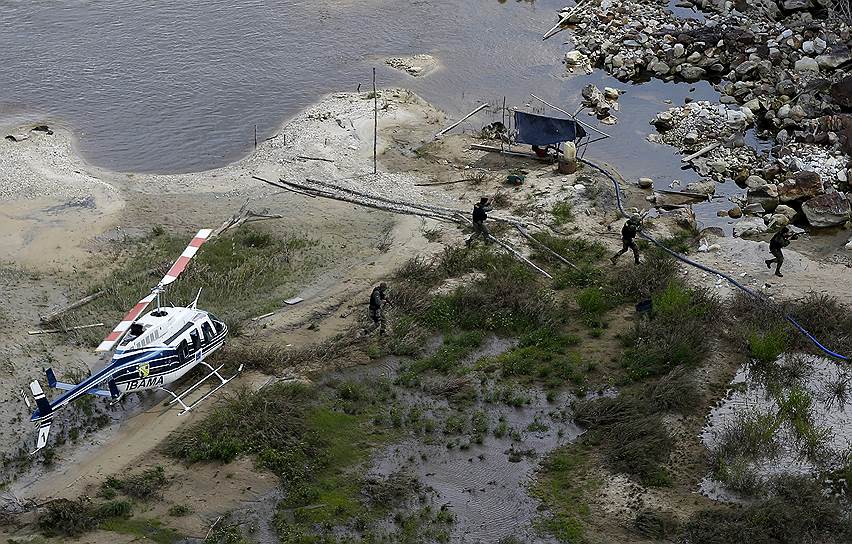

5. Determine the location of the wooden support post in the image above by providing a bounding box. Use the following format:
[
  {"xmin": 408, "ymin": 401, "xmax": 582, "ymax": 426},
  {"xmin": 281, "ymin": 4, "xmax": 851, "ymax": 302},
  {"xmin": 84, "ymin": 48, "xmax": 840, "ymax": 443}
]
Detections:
[
  {"xmin": 254, "ymin": 124, "xmax": 258, "ymax": 150},
  {"xmin": 373, "ymin": 68, "xmax": 378, "ymax": 175}
]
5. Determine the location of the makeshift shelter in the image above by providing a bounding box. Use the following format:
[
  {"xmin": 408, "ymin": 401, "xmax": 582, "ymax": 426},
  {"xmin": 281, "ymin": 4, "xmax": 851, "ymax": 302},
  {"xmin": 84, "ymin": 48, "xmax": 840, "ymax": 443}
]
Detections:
[{"xmin": 513, "ymin": 111, "xmax": 587, "ymax": 146}]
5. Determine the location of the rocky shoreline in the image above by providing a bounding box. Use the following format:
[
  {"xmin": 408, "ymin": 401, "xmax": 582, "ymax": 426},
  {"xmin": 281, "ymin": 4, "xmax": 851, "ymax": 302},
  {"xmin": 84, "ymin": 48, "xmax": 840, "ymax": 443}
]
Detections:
[{"xmin": 556, "ymin": 0, "xmax": 852, "ymax": 236}]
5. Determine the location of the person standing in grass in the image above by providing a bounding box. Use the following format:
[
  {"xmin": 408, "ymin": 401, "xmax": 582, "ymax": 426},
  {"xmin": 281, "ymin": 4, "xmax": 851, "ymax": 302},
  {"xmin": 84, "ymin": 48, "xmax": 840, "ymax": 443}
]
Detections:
[
  {"xmin": 368, "ymin": 282, "xmax": 391, "ymax": 335},
  {"xmin": 765, "ymin": 226, "xmax": 795, "ymax": 278},
  {"xmin": 611, "ymin": 215, "xmax": 641, "ymax": 265},
  {"xmin": 466, "ymin": 197, "xmax": 493, "ymax": 247}
]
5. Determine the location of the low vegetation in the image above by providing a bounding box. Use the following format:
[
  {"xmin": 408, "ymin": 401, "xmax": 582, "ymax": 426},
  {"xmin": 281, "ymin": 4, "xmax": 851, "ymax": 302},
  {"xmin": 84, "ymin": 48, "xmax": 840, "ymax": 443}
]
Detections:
[{"xmin": 61, "ymin": 226, "xmax": 326, "ymax": 346}]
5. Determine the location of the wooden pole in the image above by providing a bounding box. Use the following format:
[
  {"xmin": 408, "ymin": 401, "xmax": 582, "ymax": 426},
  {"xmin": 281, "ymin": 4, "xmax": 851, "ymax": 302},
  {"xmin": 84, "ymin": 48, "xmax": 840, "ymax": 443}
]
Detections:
[
  {"xmin": 434, "ymin": 103, "xmax": 489, "ymax": 139},
  {"xmin": 373, "ymin": 68, "xmax": 377, "ymax": 175},
  {"xmin": 501, "ymin": 96, "xmax": 506, "ymax": 152},
  {"xmin": 254, "ymin": 125, "xmax": 258, "ymax": 150},
  {"xmin": 29, "ymin": 322, "xmax": 105, "ymax": 335},
  {"xmin": 40, "ymin": 292, "xmax": 105, "ymax": 323}
]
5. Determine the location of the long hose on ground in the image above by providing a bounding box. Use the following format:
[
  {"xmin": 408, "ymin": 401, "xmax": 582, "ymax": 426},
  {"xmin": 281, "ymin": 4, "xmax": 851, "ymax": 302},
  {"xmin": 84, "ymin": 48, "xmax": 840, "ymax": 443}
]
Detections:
[{"xmin": 578, "ymin": 157, "xmax": 850, "ymax": 362}]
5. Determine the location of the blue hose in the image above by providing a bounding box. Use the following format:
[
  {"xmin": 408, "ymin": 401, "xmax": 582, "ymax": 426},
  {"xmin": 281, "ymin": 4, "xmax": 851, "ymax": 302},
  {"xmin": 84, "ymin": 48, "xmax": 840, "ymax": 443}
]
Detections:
[{"xmin": 578, "ymin": 157, "xmax": 849, "ymax": 362}]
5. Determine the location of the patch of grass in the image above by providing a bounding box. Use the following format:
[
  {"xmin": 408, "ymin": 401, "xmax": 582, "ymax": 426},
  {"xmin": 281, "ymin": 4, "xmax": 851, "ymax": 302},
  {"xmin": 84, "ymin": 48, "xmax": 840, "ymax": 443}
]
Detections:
[
  {"xmin": 102, "ymin": 465, "xmax": 167, "ymax": 501},
  {"xmin": 477, "ymin": 329, "xmax": 584, "ymax": 388},
  {"xmin": 168, "ymin": 504, "xmax": 192, "ymax": 517},
  {"xmin": 576, "ymin": 287, "xmax": 610, "ymax": 327},
  {"xmin": 551, "ymin": 200, "xmax": 574, "ymax": 225},
  {"xmin": 711, "ymin": 408, "xmax": 780, "ymax": 495},
  {"xmin": 748, "ymin": 328, "xmax": 789, "ymax": 364},
  {"xmin": 620, "ymin": 281, "xmax": 720, "ymax": 381},
  {"xmin": 100, "ymin": 517, "xmax": 183, "ymax": 544},
  {"xmin": 606, "ymin": 249, "xmax": 680, "ymax": 302},
  {"xmin": 682, "ymin": 476, "xmax": 852, "ymax": 543},
  {"xmin": 63, "ymin": 227, "xmax": 322, "ymax": 346},
  {"xmin": 573, "ymin": 395, "xmax": 672, "ymax": 485},
  {"xmin": 38, "ymin": 498, "xmax": 131, "ymax": 537},
  {"xmin": 634, "ymin": 509, "xmax": 680, "ymax": 540},
  {"xmin": 532, "ymin": 447, "xmax": 597, "ymax": 543}
]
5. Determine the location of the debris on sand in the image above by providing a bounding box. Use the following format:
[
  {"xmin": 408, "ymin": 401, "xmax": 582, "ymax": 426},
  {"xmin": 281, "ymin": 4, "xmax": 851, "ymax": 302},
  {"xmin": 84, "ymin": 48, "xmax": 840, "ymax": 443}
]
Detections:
[{"xmin": 385, "ymin": 54, "xmax": 438, "ymax": 77}]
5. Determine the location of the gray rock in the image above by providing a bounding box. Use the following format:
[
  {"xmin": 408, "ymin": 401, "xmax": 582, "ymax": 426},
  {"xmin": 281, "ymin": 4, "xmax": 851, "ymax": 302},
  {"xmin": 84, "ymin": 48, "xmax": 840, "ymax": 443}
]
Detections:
[
  {"xmin": 683, "ymin": 132, "xmax": 700, "ymax": 145},
  {"xmin": 638, "ymin": 177, "xmax": 653, "ymax": 189},
  {"xmin": 674, "ymin": 43, "xmax": 686, "ymax": 57},
  {"xmin": 649, "ymin": 60, "xmax": 671, "ymax": 75},
  {"xmin": 735, "ymin": 60, "xmax": 760, "ymax": 77},
  {"xmin": 774, "ymin": 204, "xmax": 798, "ymax": 219},
  {"xmin": 728, "ymin": 205, "xmax": 743, "ymax": 218},
  {"xmin": 802, "ymin": 191, "xmax": 852, "ymax": 227},
  {"xmin": 679, "ymin": 65, "xmax": 706, "ymax": 81},
  {"xmin": 745, "ymin": 175, "xmax": 767, "ymax": 189},
  {"xmin": 733, "ymin": 217, "xmax": 768, "ymax": 238},
  {"xmin": 794, "ymin": 57, "xmax": 820, "ymax": 72},
  {"xmin": 686, "ymin": 180, "xmax": 716, "ymax": 195},
  {"xmin": 816, "ymin": 48, "xmax": 852, "ymax": 69},
  {"xmin": 750, "ymin": 187, "xmax": 780, "ymax": 212},
  {"xmin": 802, "ymin": 40, "xmax": 815, "ymax": 54},
  {"xmin": 782, "ymin": 0, "xmax": 809, "ymax": 9}
]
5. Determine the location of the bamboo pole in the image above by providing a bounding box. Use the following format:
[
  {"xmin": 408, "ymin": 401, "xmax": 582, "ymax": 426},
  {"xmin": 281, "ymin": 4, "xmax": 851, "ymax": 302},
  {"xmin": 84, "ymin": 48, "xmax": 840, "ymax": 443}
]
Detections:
[
  {"xmin": 542, "ymin": 0, "xmax": 591, "ymax": 40},
  {"xmin": 373, "ymin": 68, "xmax": 378, "ymax": 175},
  {"xmin": 435, "ymin": 103, "xmax": 489, "ymax": 139}
]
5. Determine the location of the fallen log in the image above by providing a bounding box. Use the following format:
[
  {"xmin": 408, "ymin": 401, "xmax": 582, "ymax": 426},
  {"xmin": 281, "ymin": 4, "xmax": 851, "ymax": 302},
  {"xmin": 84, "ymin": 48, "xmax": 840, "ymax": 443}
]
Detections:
[{"xmin": 40, "ymin": 292, "xmax": 105, "ymax": 324}]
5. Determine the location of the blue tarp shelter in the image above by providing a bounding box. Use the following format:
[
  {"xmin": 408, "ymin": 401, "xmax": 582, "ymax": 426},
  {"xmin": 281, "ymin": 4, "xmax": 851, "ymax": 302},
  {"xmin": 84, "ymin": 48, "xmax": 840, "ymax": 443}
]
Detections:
[{"xmin": 514, "ymin": 111, "xmax": 587, "ymax": 146}]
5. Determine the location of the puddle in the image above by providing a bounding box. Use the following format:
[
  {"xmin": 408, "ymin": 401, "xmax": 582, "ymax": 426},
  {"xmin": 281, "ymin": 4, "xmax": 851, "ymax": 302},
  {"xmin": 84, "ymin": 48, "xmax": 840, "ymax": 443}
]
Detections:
[
  {"xmin": 700, "ymin": 354, "xmax": 852, "ymax": 501},
  {"xmin": 327, "ymin": 335, "xmax": 585, "ymax": 543}
]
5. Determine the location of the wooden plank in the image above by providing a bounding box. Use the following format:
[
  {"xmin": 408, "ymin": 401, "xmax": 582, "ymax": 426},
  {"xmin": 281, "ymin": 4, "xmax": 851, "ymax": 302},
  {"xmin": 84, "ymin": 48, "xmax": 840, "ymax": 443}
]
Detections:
[{"xmin": 435, "ymin": 104, "xmax": 489, "ymax": 138}]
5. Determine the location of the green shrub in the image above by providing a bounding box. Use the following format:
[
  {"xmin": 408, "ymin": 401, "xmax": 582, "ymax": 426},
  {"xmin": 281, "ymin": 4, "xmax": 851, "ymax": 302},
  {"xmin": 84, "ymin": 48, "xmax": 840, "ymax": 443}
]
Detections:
[
  {"xmin": 551, "ymin": 200, "xmax": 574, "ymax": 225},
  {"xmin": 102, "ymin": 466, "xmax": 167, "ymax": 501},
  {"xmin": 748, "ymin": 328, "xmax": 788, "ymax": 364},
  {"xmin": 576, "ymin": 287, "xmax": 610, "ymax": 327}
]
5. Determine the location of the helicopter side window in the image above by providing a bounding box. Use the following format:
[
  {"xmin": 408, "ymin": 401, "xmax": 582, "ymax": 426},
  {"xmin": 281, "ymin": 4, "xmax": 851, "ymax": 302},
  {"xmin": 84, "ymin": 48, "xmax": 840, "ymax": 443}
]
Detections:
[
  {"xmin": 189, "ymin": 329, "xmax": 201, "ymax": 352},
  {"xmin": 209, "ymin": 314, "xmax": 225, "ymax": 334},
  {"xmin": 201, "ymin": 322, "xmax": 215, "ymax": 345},
  {"xmin": 178, "ymin": 340, "xmax": 189, "ymax": 363}
]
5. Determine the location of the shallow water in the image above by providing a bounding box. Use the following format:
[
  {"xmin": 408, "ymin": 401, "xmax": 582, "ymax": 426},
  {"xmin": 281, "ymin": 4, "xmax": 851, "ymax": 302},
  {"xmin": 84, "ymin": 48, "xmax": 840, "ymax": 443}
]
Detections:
[
  {"xmin": 700, "ymin": 354, "xmax": 852, "ymax": 501},
  {"xmin": 328, "ymin": 336, "xmax": 584, "ymax": 543}
]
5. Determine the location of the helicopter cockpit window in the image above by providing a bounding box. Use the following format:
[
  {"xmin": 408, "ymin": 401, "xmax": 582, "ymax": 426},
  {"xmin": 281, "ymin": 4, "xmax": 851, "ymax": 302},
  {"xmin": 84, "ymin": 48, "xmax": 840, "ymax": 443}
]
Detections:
[
  {"xmin": 209, "ymin": 314, "xmax": 225, "ymax": 333},
  {"xmin": 189, "ymin": 329, "xmax": 201, "ymax": 352},
  {"xmin": 121, "ymin": 323, "xmax": 147, "ymax": 345},
  {"xmin": 201, "ymin": 322, "xmax": 215, "ymax": 344}
]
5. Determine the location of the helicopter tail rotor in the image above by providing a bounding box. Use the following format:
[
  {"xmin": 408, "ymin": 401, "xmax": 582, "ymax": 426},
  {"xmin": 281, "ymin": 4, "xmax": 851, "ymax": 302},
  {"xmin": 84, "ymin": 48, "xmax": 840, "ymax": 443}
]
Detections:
[{"xmin": 28, "ymin": 380, "xmax": 54, "ymax": 454}]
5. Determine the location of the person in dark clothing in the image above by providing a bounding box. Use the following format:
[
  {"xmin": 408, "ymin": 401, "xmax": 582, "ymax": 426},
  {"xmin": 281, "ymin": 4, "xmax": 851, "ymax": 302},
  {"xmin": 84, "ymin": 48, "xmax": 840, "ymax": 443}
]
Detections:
[
  {"xmin": 368, "ymin": 282, "xmax": 391, "ymax": 335},
  {"xmin": 611, "ymin": 215, "xmax": 641, "ymax": 265},
  {"xmin": 765, "ymin": 226, "xmax": 794, "ymax": 277},
  {"xmin": 466, "ymin": 197, "xmax": 493, "ymax": 247}
]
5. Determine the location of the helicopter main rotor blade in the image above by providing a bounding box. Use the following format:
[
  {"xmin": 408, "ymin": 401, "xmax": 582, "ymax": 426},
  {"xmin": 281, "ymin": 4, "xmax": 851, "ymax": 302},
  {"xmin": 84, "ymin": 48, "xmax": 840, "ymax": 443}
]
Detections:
[
  {"xmin": 95, "ymin": 228, "xmax": 213, "ymax": 352},
  {"xmin": 160, "ymin": 228, "xmax": 212, "ymax": 286}
]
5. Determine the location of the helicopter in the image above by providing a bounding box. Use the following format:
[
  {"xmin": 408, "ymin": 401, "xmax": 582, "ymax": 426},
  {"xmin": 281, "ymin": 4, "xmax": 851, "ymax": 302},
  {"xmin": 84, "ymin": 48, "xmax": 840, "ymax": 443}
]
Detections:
[{"xmin": 26, "ymin": 228, "xmax": 243, "ymax": 453}]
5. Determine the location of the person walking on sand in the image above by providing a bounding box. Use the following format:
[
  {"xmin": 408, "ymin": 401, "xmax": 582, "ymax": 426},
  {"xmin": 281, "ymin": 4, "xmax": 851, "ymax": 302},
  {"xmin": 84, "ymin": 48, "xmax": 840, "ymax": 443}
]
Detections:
[
  {"xmin": 466, "ymin": 197, "xmax": 493, "ymax": 247},
  {"xmin": 765, "ymin": 226, "xmax": 795, "ymax": 278},
  {"xmin": 368, "ymin": 282, "xmax": 392, "ymax": 335},
  {"xmin": 611, "ymin": 215, "xmax": 641, "ymax": 265}
]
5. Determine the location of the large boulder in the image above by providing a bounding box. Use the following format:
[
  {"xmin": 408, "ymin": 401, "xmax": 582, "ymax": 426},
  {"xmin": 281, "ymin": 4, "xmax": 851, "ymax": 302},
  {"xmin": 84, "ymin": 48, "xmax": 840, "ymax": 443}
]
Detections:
[
  {"xmin": 817, "ymin": 48, "xmax": 852, "ymax": 70},
  {"xmin": 747, "ymin": 184, "xmax": 779, "ymax": 212},
  {"xmin": 685, "ymin": 180, "xmax": 716, "ymax": 195},
  {"xmin": 777, "ymin": 171, "xmax": 824, "ymax": 202},
  {"xmin": 831, "ymin": 75, "xmax": 852, "ymax": 108},
  {"xmin": 733, "ymin": 218, "xmax": 768, "ymax": 238},
  {"xmin": 802, "ymin": 192, "xmax": 852, "ymax": 227}
]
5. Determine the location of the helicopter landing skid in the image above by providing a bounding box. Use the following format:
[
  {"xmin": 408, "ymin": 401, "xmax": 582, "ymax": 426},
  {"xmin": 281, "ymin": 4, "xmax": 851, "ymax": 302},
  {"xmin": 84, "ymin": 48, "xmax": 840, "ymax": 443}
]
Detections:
[{"xmin": 160, "ymin": 361, "xmax": 245, "ymax": 415}]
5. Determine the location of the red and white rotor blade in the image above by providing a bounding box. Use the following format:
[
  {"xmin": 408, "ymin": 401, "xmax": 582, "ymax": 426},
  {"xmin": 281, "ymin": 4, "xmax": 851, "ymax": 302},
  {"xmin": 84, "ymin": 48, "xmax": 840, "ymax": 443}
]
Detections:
[
  {"xmin": 159, "ymin": 228, "xmax": 213, "ymax": 286},
  {"xmin": 95, "ymin": 228, "xmax": 213, "ymax": 352},
  {"xmin": 95, "ymin": 291, "xmax": 157, "ymax": 351}
]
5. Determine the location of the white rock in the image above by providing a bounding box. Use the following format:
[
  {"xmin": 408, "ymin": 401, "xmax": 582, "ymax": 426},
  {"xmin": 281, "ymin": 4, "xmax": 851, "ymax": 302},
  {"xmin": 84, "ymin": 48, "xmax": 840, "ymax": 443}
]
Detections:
[
  {"xmin": 802, "ymin": 40, "xmax": 815, "ymax": 54},
  {"xmin": 674, "ymin": 43, "xmax": 685, "ymax": 57}
]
